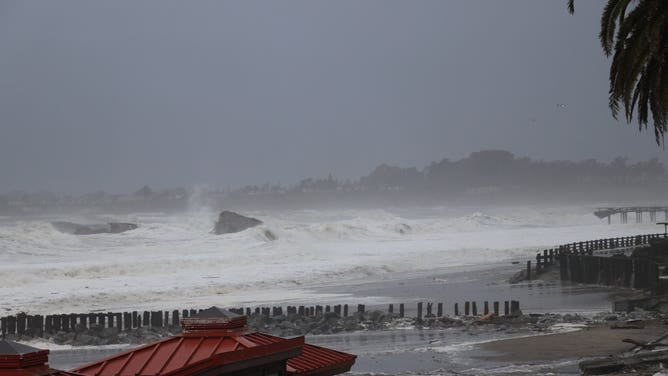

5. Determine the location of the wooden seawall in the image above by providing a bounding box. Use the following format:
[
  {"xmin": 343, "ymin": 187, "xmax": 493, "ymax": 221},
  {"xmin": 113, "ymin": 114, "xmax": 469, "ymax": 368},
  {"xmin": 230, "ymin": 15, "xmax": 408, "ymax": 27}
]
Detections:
[{"xmin": 0, "ymin": 300, "xmax": 522, "ymax": 338}]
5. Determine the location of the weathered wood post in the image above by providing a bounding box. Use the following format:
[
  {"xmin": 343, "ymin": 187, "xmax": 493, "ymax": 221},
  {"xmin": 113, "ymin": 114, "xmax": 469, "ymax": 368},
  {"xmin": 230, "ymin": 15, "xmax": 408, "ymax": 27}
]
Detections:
[
  {"xmin": 437, "ymin": 303, "xmax": 443, "ymax": 317},
  {"xmin": 559, "ymin": 253, "xmax": 568, "ymax": 280},
  {"xmin": 357, "ymin": 304, "xmax": 365, "ymax": 314},
  {"xmin": 417, "ymin": 302, "xmax": 423, "ymax": 322},
  {"xmin": 343, "ymin": 304, "xmax": 348, "ymax": 317},
  {"xmin": 472, "ymin": 302, "xmax": 478, "ymax": 316},
  {"xmin": 52, "ymin": 315, "xmax": 63, "ymax": 334},
  {"xmin": 426, "ymin": 302, "xmax": 433, "ymax": 317},
  {"xmin": 16, "ymin": 314, "xmax": 26, "ymax": 336},
  {"xmin": 464, "ymin": 302, "xmax": 470, "ymax": 316},
  {"xmin": 536, "ymin": 254, "xmax": 542, "ymax": 273},
  {"xmin": 33, "ymin": 315, "xmax": 44, "ymax": 337},
  {"xmin": 399, "ymin": 303, "xmax": 404, "ymax": 318},
  {"xmin": 526, "ymin": 261, "xmax": 531, "ymax": 280},
  {"xmin": 71, "ymin": 315, "xmax": 78, "ymax": 331},
  {"xmin": 454, "ymin": 303, "xmax": 459, "ymax": 316},
  {"xmin": 172, "ymin": 310, "xmax": 180, "ymax": 327},
  {"xmin": 484, "ymin": 301, "xmax": 489, "ymax": 315},
  {"xmin": 298, "ymin": 306, "xmax": 305, "ymax": 316},
  {"xmin": 504, "ymin": 301, "xmax": 509, "ymax": 316},
  {"xmin": 61, "ymin": 314, "xmax": 70, "ymax": 332},
  {"xmin": 123, "ymin": 313, "xmax": 131, "ymax": 331},
  {"xmin": 44, "ymin": 316, "xmax": 52, "ymax": 333},
  {"xmin": 143, "ymin": 311, "xmax": 150, "ymax": 327},
  {"xmin": 388, "ymin": 304, "xmax": 394, "ymax": 315},
  {"xmin": 7, "ymin": 316, "xmax": 17, "ymax": 335},
  {"xmin": 334, "ymin": 305, "xmax": 341, "ymax": 316}
]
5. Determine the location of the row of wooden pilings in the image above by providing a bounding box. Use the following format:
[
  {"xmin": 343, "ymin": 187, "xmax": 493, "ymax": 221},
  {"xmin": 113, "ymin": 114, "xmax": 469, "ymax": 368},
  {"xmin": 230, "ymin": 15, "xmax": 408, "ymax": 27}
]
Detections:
[
  {"xmin": 0, "ymin": 300, "xmax": 521, "ymax": 337},
  {"xmin": 558, "ymin": 255, "xmax": 660, "ymax": 290},
  {"xmin": 525, "ymin": 233, "xmax": 666, "ymax": 280}
]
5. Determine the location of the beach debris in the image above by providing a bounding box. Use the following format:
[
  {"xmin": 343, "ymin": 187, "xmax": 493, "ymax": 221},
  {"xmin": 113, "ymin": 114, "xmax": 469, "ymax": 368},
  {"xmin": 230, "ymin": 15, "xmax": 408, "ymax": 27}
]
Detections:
[
  {"xmin": 611, "ymin": 323, "xmax": 644, "ymax": 329},
  {"xmin": 622, "ymin": 338, "xmax": 668, "ymax": 350},
  {"xmin": 476, "ymin": 312, "xmax": 497, "ymax": 322}
]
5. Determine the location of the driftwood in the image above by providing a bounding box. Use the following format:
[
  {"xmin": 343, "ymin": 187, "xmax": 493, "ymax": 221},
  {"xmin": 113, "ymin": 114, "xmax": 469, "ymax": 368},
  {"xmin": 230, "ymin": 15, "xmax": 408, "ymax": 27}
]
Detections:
[
  {"xmin": 622, "ymin": 338, "xmax": 668, "ymax": 350},
  {"xmin": 476, "ymin": 312, "xmax": 496, "ymax": 321},
  {"xmin": 580, "ymin": 349, "xmax": 668, "ymax": 375}
]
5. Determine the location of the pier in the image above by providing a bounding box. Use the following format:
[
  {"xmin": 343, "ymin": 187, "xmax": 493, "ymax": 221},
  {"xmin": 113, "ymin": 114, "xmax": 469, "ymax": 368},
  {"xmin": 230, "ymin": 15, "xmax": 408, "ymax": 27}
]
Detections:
[{"xmin": 594, "ymin": 206, "xmax": 668, "ymax": 224}]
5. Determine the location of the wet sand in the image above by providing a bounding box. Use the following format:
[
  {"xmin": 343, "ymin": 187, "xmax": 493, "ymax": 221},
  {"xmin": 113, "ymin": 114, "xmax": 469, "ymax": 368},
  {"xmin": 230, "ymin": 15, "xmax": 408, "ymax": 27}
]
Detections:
[
  {"xmin": 477, "ymin": 319, "xmax": 668, "ymax": 362},
  {"xmin": 314, "ymin": 261, "xmax": 624, "ymax": 315}
]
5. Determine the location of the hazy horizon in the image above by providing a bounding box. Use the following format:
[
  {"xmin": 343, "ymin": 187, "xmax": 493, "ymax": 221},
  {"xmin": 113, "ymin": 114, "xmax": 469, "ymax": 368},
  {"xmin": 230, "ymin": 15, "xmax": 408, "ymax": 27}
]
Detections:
[{"xmin": 1, "ymin": 0, "xmax": 666, "ymax": 194}]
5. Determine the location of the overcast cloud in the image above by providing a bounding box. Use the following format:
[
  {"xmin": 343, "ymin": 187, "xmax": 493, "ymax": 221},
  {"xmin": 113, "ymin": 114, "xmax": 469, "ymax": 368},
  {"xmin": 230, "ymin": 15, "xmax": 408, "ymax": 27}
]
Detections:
[{"xmin": 0, "ymin": 0, "xmax": 664, "ymax": 194}]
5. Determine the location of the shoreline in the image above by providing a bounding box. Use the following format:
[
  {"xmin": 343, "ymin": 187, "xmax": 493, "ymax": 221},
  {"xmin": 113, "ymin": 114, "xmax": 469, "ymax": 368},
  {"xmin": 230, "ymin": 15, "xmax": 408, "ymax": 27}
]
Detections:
[{"xmin": 476, "ymin": 319, "xmax": 668, "ymax": 363}]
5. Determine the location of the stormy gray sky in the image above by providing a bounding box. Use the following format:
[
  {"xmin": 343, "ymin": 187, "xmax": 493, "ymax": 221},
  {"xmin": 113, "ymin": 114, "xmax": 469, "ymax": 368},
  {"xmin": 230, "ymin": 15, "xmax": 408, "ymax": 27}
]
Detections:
[{"xmin": 0, "ymin": 0, "xmax": 665, "ymax": 194}]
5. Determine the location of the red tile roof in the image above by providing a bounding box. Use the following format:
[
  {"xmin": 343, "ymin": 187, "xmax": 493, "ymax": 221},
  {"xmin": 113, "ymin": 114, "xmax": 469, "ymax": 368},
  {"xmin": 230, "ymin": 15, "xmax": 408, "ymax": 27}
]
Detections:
[
  {"xmin": 244, "ymin": 333, "xmax": 356, "ymax": 376},
  {"xmin": 73, "ymin": 332, "xmax": 303, "ymax": 376},
  {"xmin": 72, "ymin": 308, "xmax": 355, "ymax": 376}
]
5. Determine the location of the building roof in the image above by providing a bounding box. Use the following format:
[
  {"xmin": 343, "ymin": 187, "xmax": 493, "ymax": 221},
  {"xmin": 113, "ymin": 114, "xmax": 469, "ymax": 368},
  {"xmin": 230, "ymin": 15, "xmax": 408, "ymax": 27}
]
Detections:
[
  {"xmin": 0, "ymin": 340, "xmax": 84, "ymax": 376},
  {"xmin": 72, "ymin": 307, "xmax": 355, "ymax": 376},
  {"xmin": 246, "ymin": 333, "xmax": 356, "ymax": 376}
]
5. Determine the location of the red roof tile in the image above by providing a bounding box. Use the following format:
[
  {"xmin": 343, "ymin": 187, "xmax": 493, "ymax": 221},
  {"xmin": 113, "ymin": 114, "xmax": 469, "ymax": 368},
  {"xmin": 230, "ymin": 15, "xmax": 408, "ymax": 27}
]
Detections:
[
  {"xmin": 73, "ymin": 308, "xmax": 355, "ymax": 376},
  {"xmin": 242, "ymin": 333, "xmax": 356, "ymax": 376},
  {"xmin": 73, "ymin": 333, "xmax": 303, "ymax": 376}
]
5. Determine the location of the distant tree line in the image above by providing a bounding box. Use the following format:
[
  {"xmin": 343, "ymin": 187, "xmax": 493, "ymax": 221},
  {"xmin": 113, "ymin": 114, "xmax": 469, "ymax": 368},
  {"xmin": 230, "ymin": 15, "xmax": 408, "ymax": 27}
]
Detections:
[
  {"xmin": 2, "ymin": 150, "xmax": 666, "ymax": 211},
  {"xmin": 232, "ymin": 150, "xmax": 668, "ymax": 198}
]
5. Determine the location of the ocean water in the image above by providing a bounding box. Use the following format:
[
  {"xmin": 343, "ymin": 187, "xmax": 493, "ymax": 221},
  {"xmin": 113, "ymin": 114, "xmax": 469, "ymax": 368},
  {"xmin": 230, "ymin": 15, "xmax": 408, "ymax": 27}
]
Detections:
[{"xmin": 0, "ymin": 204, "xmax": 657, "ymax": 316}]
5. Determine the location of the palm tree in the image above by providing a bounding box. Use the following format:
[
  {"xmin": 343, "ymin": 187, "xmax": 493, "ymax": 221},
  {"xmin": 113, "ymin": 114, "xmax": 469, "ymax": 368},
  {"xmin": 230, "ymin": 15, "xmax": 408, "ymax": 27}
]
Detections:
[{"xmin": 569, "ymin": 0, "xmax": 668, "ymax": 144}]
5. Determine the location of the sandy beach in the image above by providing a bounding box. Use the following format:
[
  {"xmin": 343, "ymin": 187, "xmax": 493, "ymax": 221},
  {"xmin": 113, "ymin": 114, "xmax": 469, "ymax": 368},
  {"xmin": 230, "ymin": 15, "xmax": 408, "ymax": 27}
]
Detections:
[{"xmin": 478, "ymin": 320, "xmax": 667, "ymax": 362}]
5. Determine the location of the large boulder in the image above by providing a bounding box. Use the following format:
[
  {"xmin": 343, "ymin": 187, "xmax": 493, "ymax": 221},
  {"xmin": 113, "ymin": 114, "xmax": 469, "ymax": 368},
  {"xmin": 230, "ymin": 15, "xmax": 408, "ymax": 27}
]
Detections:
[
  {"xmin": 213, "ymin": 211, "xmax": 262, "ymax": 235},
  {"xmin": 52, "ymin": 221, "xmax": 138, "ymax": 235}
]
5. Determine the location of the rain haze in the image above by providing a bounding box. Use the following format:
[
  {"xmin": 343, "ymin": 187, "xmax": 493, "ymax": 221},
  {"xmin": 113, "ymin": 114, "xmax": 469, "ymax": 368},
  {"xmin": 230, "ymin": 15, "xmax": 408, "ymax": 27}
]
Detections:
[
  {"xmin": 3, "ymin": 2, "xmax": 668, "ymax": 375},
  {"xmin": 0, "ymin": 0, "xmax": 665, "ymax": 194}
]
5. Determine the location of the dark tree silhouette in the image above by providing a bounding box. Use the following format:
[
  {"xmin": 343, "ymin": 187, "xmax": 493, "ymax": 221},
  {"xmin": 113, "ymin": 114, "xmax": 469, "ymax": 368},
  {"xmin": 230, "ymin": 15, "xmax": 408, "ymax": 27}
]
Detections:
[{"xmin": 569, "ymin": 0, "xmax": 668, "ymax": 144}]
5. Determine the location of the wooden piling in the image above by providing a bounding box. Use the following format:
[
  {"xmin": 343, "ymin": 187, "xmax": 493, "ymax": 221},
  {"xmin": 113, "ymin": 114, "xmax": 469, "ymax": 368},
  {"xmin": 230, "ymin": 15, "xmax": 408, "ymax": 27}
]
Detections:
[
  {"xmin": 484, "ymin": 301, "xmax": 489, "ymax": 315},
  {"xmin": 454, "ymin": 303, "xmax": 459, "ymax": 316},
  {"xmin": 472, "ymin": 302, "xmax": 478, "ymax": 316},
  {"xmin": 437, "ymin": 303, "xmax": 443, "ymax": 317},
  {"xmin": 417, "ymin": 302, "xmax": 423, "ymax": 322},
  {"xmin": 464, "ymin": 302, "xmax": 470, "ymax": 316},
  {"xmin": 399, "ymin": 303, "xmax": 404, "ymax": 318}
]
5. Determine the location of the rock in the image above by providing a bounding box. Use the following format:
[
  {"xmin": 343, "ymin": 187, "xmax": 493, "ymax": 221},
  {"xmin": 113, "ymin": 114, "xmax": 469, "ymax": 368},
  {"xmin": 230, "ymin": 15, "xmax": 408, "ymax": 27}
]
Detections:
[
  {"xmin": 213, "ymin": 211, "xmax": 262, "ymax": 235},
  {"xmin": 51, "ymin": 221, "xmax": 138, "ymax": 235}
]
